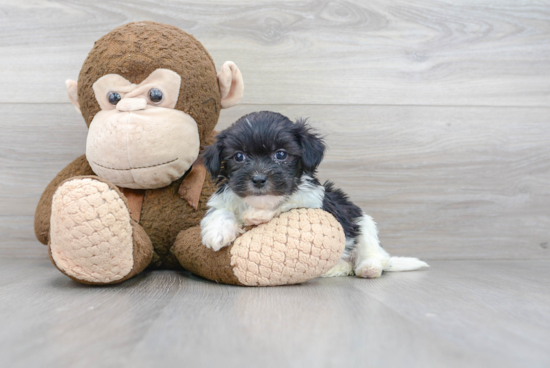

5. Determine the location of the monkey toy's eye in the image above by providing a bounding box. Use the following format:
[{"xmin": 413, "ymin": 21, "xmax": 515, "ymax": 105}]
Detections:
[
  {"xmin": 148, "ymin": 88, "xmax": 163, "ymax": 103},
  {"xmin": 234, "ymin": 152, "xmax": 246, "ymax": 162},
  {"xmin": 274, "ymin": 150, "xmax": 288, "ymax": 161},
  {"xmin": 108, "ymin": 92, "xmax": 121, "ymax": 105}
]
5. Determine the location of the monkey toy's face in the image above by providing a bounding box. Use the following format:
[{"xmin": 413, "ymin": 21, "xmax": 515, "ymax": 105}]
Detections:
[
  {"xmin": 85, "ymin": 68, "xmax": 198, "ymax": 189},
  {"xmin": 65, "ymin": 22, "xmax": 244, "ymax": 190}
]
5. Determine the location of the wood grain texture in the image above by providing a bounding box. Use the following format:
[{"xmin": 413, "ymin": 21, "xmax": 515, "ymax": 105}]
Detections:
[
  {"xmin": 1, "ymin": 1, "xmax": 549, "ymax": 259},
  {"xmin": 0, "ymin": 258, "xmax": 549, "ymax": 368},
  {"xmin": 2, "ymin": 3, "xmax": 549, "ymax": 367},
  {"xmin": 3, "ymin": 103, "xmax": 548, "ymax": 259},
  {"xmin": 0, "ymin": 0, "xmax": 549, "ymax": 106}
]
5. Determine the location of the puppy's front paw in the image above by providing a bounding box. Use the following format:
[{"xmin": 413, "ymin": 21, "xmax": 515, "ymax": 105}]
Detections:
[
  {"xmin": 201, "ymin": 209, "xmax": 244, "ymax": 251},
  {"xmin": 201, "ymin": 224, "xmax": 242, "ymax": 252},
  {"xmin": 242, "ymin": 208, "xmax": 276, "ymax": 226}
]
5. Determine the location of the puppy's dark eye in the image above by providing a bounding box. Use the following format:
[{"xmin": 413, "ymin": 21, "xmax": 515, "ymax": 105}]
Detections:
[
  {"xmin": 234, "ymin": 152, "xmax": 246, "ymax": 162},
  {"xmin": 108, "ymin": 92, "xmax": 121, "ymax": 105},
  {"xmin": 274, "ymin": 150, "xmax": 288, "ymax": 161},
  {"xmin": 148, "ymin": 88, "xmax": 163, "ymax": 103}
]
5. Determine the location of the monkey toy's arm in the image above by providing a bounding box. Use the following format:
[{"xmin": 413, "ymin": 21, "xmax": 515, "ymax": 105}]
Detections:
[
  {"xmin": 171, "ymin": 208, "xmax": 346, "ymax": 286},
  {"xmin": 34, "ymin": 155, "xmax": 95, "ymax": 245}
]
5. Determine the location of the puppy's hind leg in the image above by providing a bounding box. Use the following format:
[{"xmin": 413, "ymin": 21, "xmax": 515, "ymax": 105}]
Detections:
[
  {"xmin": 322, "ymin": 239, "xmax": 355, "ymax": 277},
  {"xmin": 353, "ymin": 215, "xmax": 390, "ymax": 279},
  {"xmin": 322, "ymin": 259, "xmax": 354, "ymax": 277},
  {"xmin": 353, "ymin": 214, "xmax": 429, "ymax": 278}
]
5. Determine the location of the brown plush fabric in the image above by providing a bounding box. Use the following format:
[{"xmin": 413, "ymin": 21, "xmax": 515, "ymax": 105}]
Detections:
[
  {"xmin": 36, "ymin": 158, "xmax": 217, "ymax": 271},
  {"xmin": 34, "ymin": 156, "xmax": 216, "ymax": 268},
  {"xmin": 77, "ymin": 21, "xmax": 221, "ymax": 143},
  {"xmin": 125, "ymin": 221, "xmax": 154, "ymax": 281},
  {"xmin": 35, "ymin": 153, "xmax": 217, "ymax": 275},
  {"xmin": 171, "ymin": 226, "xmax": 244, "ymax": 285},
  {"xmin": 139, "ymin": 169, "xmax": 217, "ymax": 269},
  {"xmin": 34, "ymin": 155, "xmax": 94, "ymax": 245},
  {"xmin": 137, "ymin": 134, "xmax": 217, "ymax": 269}
]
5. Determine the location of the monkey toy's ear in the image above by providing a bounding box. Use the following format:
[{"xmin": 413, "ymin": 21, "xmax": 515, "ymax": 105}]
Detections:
[
  {"xmin": 202, "ymin": 135, "xmax": 226, "ymax": 180},
  {"xmin": 65, "ymin": 79, "xmax": 81, "ymax": 115},
  {"xmin": 217, "ymin": 61, "xmax": 244, "ymax": 109}
]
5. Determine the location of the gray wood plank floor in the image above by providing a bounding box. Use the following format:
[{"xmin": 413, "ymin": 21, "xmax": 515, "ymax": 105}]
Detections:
[{"xmin": 0, "ymin": 258, "xmax": 549, "ymax": 368}]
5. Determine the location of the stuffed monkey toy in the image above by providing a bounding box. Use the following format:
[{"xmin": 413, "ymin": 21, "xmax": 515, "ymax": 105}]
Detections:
[{"xmin": 34, "ymin": 22, "xmax": 345, "ymax": 286}]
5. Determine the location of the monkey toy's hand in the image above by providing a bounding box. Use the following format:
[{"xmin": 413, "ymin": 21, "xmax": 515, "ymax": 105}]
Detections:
[{"xmin": 173, "ymin": 208, "xmax": 347, "ymax": 286}]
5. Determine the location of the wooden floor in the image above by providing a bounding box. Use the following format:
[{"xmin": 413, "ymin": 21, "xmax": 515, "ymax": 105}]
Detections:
[
  {"xmin": 0, "ymin": 258, "xmax": 549, "ymax": 368},
  {"xmin": 1, "ymin": 1, "xmax": 550, "ymax": 367}
]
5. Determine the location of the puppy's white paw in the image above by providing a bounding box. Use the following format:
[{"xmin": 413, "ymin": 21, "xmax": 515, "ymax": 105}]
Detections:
[
  {"xmin": 201, "ymin": 210, "xmax": 243, "ymax": 251},
  {"xmin": 355, "ymin": 258, "xmax": 384, "ymax": 279},
  {"xmin": 241, "ymin": 208, "xmax": 276, "ymax": 226},
  {"xmin": 202, "ymin": 224, "xmax": 242, "ymax": 251}
]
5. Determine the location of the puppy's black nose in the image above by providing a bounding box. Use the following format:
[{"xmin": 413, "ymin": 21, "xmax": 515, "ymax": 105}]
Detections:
[{"xmin": 251, "ymin": 174, "xmax": 268, "ymax": 188}]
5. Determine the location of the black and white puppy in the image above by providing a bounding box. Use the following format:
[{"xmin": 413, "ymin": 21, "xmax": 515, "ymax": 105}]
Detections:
[{"xmin": 200, "ymin": 111, "xmax": 428, "ymax": 278}]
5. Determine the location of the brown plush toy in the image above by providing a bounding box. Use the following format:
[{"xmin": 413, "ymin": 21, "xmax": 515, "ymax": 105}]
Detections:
[{"xmin": 34, "ymin": 21, "xmax": 345, "ymax": 286}]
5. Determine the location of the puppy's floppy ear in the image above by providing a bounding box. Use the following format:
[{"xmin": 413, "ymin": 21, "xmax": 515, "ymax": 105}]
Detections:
[
  {"xmin": 295, "ymin": 118, "xmax": 326, "ymax": 173},
  {"xmin": 202, "ymin": 134, "xmax": 226, "ymax": 179}
]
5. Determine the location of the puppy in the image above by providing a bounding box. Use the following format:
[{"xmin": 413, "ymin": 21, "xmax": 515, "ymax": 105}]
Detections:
[{"xmin": 200, "ymin": 111, "xmax": 428, "ymax": 278}]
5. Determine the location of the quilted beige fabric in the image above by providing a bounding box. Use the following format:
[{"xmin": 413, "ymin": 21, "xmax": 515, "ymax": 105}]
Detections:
[
  {"xmin": 230, "ymin": 208, "xmax": 345, "ymax": 286},
  {"xmin": 50, "ymin": 178, "xmax": 134, "ymax": 283}
]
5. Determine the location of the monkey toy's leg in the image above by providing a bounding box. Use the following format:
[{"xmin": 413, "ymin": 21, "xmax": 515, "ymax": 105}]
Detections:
[
  {"xmin": 48, "ymin": 176, "xmax": 153, "ymax": 285},
  {"xmin": 171, "ymin": 208, "xmax": 346, "ymax": 286}
]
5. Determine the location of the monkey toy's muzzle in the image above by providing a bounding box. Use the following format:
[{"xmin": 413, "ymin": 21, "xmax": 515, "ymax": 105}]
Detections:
[{"xmin": 86, "ymin": 107, "xmax": 200, "ymax": 189}]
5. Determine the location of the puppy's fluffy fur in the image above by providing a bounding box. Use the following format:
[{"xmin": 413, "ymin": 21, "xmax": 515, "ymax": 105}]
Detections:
[{"xmin": 200, "ymin": 111, "xmax": 428, "ymax": 278}]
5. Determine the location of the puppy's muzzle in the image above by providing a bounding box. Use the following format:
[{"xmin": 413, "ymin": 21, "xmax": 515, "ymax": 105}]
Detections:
[{"xmin": 251, "ymin": 174, "xmax": 268, "ymax": 188}]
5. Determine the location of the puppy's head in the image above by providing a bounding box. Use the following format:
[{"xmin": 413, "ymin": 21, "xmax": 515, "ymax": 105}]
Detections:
[{"xmin": 202, "ymin": 111, "xmax": 325, "ymax": 199}]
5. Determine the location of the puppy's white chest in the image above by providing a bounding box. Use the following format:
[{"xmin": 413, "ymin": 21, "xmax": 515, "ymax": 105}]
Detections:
[
  {"xmin": 241, "ymin": 207, "xmax": 277, "ymax": 226},
  {"xmin": 239, "ymin": 195, "xmax": 285, "ymax": 225},
  {"xmin": 242, "ymin": 195, "xmax": 285, "ymax": 210}
]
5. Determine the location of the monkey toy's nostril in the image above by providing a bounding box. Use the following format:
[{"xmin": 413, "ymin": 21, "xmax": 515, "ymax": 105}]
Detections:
[{"xmin": 251, "ymin": 174, "xmax": 268, "ymax": 188}]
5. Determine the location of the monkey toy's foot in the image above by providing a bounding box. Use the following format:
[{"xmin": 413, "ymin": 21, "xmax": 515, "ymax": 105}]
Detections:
[{"xmin": 49, "ymin": 177, "xmax": 152, "ymax": 285}]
